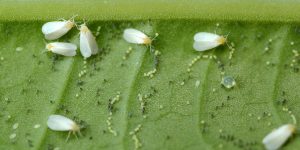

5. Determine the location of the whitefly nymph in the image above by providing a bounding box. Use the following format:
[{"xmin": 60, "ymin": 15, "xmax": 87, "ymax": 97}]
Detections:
[
  {"xmin": 42, "ymin": 18, "xmax": 75, "ymax": 40},
  {"xmin": 193, "ymin": 32, "xmax": 227, "ymax": 51},
  {"xmin": 262, "ymin": 124, "xmax": 296, "ymax": 150},
  {"xmin": 47, "ymin": 115, "xmax": 81, "ymax": 141},
  {"xmin": 46, "ymin": 42, "xmax": 77, "ymax": 56}
]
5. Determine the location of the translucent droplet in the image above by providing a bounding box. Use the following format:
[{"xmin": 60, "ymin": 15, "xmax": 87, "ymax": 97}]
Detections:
[{"xmin": 221, "ymin": 76, "xmax": 236, "ymax": 89}]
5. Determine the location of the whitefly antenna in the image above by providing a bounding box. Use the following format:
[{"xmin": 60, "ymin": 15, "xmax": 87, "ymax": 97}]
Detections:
[
  {"xmin": 151, "ymin": 33, "xmax": 159, "ymax": 41},
  {"xmin": 71, "ymin": 14, "xmax": 79, "ymax": 29}
]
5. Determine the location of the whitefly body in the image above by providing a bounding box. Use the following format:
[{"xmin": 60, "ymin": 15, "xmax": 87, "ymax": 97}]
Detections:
[
  {"xmin": 193, "ymin": 32, "xmax": 226, "ymax": 51},
  {"xmin": 46, "ymin": 42, "xmax": 77, "ymax": 56},
  {"xmin": 262, "ymin": 124, "xmax": 296, "ymax": 150},
  {"xmin": 47, "ymin": 115, "xmax": 80, "ymax": 131},
  {"xmin": 123, "ymin": 28, "xmax": 152, "ymax": 45},
  {"xmin": 79, "ymin": 24, "xmax": 99, "ymax": 58},
  {"xmin": 42, "ymin": 20, "xmax": 75, "ymax": 40},
  {"xmin": 47, "ymin": 115, "xmax": 81, "ymax": 141}
]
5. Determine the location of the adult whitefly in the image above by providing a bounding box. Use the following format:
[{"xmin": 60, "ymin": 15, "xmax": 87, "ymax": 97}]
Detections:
[
  {"xmin": 47, "ymin": 115, "xmax": 81, "ymax": 141},
  {"xmin": 46, "ymin": 42, "xmax": 77, "ymax": 56},
  {"xmin": 47, "ymin": 115, "xmax": 79, "ymax": 131},
  {"xmin": 262, "ymin": 124, "xmax": 296, "ymax": 150},
  {"xmin": 123, "ymin": 28, "xmax": 160, "ymax": 78},
  {"xmin": 42, "ymin": 19, "xmax": 75, "ymax": 40},
  {"xmin": 79, "ymin": 24, "xmax": 99, "ymax": 58},
  {"xmin": 193, "ymin": 32, "xmax": 226, "ymax": 51},
  {"xmin": 123, "ymin": 28, "xmax": 152, "ymax": 45}
]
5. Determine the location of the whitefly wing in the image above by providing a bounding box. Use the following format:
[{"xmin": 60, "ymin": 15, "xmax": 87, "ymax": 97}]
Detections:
[
  {"xmin": 193, "ymin": 32, "xmax": 222, "ymax": 51},
  {"xmin": 194, "ymin": 32, "xmax": 220, "ymax": 42},
  {"xmin": 50, "ymin": 42, "xmax": 77, "ymax": 56},
  {"xmin": 42, "ymin": 21, "xmax": 73, "ymax": 40},
  {"xmin": 42, "ymin": 21, "xmax": 67, "ymax": 35},
  {"xmin": 123, "ymin": 28, "xmax": 148, "ymax": 44},
  {"xmin": 86, "ymin": 30, "xmax": 99, "ymax": 55},
  {"xmin": 193, "ymin": 41, "xmax": 220, "ymax": 51},
  {"xmin": 80, "ymin": 31, "xmax": 92, "ymax": 58},
  {"xmin": 262, "ymin": 124, "xmax": 295, "ymax": 150},
  {"xmin": 47, "ymin": 115, "xmax": 76, "ymax": 131}
]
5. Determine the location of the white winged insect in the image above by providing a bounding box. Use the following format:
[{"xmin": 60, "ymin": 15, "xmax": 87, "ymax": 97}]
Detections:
[
  {"xmin": 123, "ymin": 28, "xmax": 159, "ymax": 67},
  {"xmin": 262, "ymin": 124, "xmax": 296, "ymax": 150},
  {"xmin": 193, "ymin": 32, "xmax": 227, "ymax": 51},
  {"xmin": 123, "ymin": 28, "xmax": 153, "ymax": 45},
  {"xmin": 47, "ymin": 115, "xmax": 81, "ymax": 141},
  {"xmin": 79, "ymin": 23, "xmax": 99, "ymax": 58},
  {"xmin": 46, "ymin": 42, "xmax": 77, "ymax": 56},
  {"xmin": 42, "ymin": 16, "xmax": 76, "ymax": 40}
]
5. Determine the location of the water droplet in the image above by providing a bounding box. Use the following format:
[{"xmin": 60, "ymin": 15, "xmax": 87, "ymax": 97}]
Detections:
[{"xmin": 221, "ymin": 76, "xmax": 236, "ymax": 89}]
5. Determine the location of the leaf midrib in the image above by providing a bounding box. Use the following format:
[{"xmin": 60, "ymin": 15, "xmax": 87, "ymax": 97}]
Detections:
[
  {"xmin": 35, "ymin": 58, "xmax": 75, "ymax": 150},
  {"xmin": 121, "ymin": 49, "xmax": 147, "ymax": 150}
]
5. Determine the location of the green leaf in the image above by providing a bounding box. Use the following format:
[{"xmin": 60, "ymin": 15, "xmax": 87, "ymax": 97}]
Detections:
[{"xmin": 1, "ymin": 1, "xmax": 300, "ymax": 150}]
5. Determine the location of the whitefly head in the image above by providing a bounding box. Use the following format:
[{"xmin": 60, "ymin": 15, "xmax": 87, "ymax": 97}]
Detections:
[
  {"xmin": 46, "ymin": 43, "xmax": 54, "ymax": 51},
  {"xmin": 80, "ymin": 23, "xmax": 89, "ymax": 33},
  {"xmin": 262, "ymin": 124, "xmax": 296, "ymax": 150},
  {"xmin": 123, "ymin": 28, "xmax": 152, "ymax": 45},
  {"xmin": 65, "ymin": 20, "xmax": 75, "ymax": 29},
  {"xmin": 66, "ymin": 14, "xmax": 78, "ymax": 28}
]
